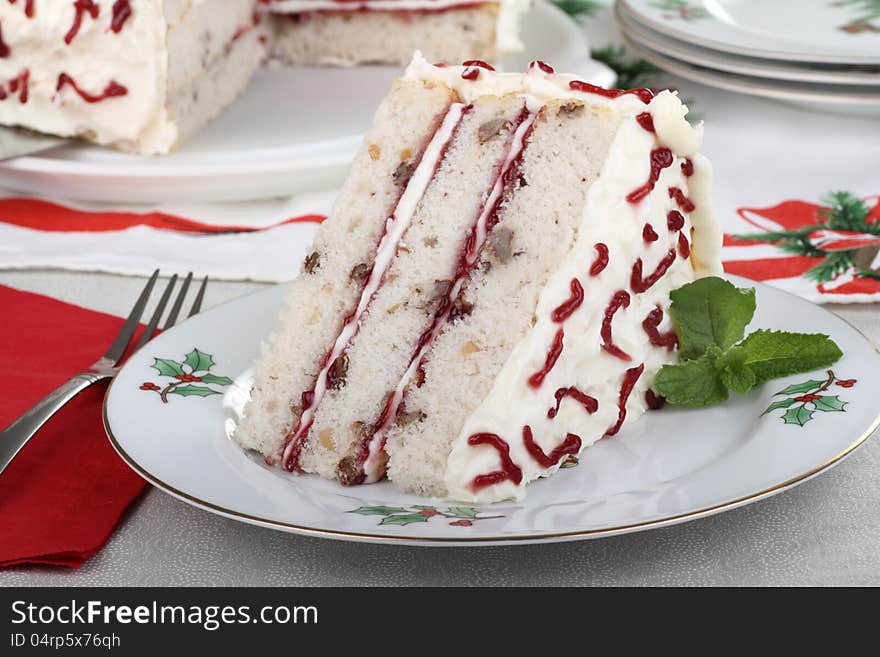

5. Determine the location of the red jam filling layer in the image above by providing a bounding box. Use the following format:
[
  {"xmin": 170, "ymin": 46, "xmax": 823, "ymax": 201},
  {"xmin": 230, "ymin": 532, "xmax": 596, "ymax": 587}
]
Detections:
[
  {"xmin": 635, "ymin": 112, "xmax": 655, "ymax": 133},
  {"xmin": 64, "ymin": 0, "xmax": 99, "ymax": 45},
  {"xmin": 668, "ymin": 186, "xmax": 696, "ymax": 212},
  {"xmin": 568, "ymin": 80, "xmax": 653, "ymax": 105}
]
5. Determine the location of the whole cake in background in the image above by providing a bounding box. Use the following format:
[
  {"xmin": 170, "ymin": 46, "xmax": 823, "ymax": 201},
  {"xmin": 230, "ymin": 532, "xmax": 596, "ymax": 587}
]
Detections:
[
  {"xmin": 0, "ymin": 0, "xmax": 266, "ymax": 154},
  {"xmin": 264, "ymin": 0, "xmax": 531, "ymax": 66},
  {"xmin": 0, "ymin": 0, "xmax": 529, "ymax": 154},
  {"xmin": 235, "ymin": 53, "xmax": 723, "ymax": 503}
]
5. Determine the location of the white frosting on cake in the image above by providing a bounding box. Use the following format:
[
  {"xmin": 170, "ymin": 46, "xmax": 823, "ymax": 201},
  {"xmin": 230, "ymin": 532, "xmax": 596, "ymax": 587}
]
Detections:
[
  {"xmin": 282, "ymin": 102, "xmax": 468, "ymax": 470},
  {"xmin": 263, "ymin": 0, "xmax": 529, "ymax": 52},
  {"xmin": 403, "ymin": 54, "xmax": 722, "ymax": 503},
  {"xmin": 0, "ymin": 0, "xmax": 259, "ymax": 154},
  {"xmin": 0, "ymin": 2, "xmax": 174, "ymax": 153}
]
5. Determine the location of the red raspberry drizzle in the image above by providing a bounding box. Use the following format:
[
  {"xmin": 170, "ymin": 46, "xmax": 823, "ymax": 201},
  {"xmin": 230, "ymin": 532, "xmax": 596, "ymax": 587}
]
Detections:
[
  {"xmin": 681, "ymin": 158, "xmax": 694, "ymax": 177},
  {"xmin": 678, "ymin": 232, "xmax": 691, "ymax": 258},
  {"xmin": 551, "ymin": 278, "xmax": 584, "ymax": 323},
  {"xmin": 528, "ymin": 328, "xmax": 565, "ymax": 388},
  {"xmin": 590, "ymin": 243, "xmax": 609, "ymax": 276},
  {"xmin": 631, "ymin": 249, "xmax": 676, "ymax": 293},
  {"xmin": 522, "ymin": 425, "xmax": 582, "ymax": 468},
  {"xmin": 547, "ymin": 387, "xmax": 598, "ymax": 419},
  {"xmin": 530, "ymin": 60, "xmax": 555, "ymax": 74},
  {"xmin": 667, "ymin": 210, "xmax": 684, "ymax": 231},
  {"xmin": 0, "ymin": 23, "xmax": 10, "ymax": 58},
  {"xmin": 568, "ymin": 80, "xmax": 653, "ymax": 104},
  {"xmin": 64, "ymin": 0, "xmax": 99, "ymax": 45},
  {"xmin": 468, "ymin": 433, "xmax": 522, "ymax": 492},
  {"xmin": 606, "ymin": 364, "xmax": 645, "ymax": 437},
  {"xmin": 601, "ymin": 290, "xmax": 631, "ymax": 361},
  {"xmin": 626, "ymin": 148, "xmax": 673, "ymax": 204},
  {"xmin": 110, "ymin": 0, "xmax": 132, "ymax": 33},
  {"xmin": 645, "ymin": 389, "xmax": 666, "ymax": 410},
  {"xmin": 56, "ymin": 73, "xmax": 127, "ymax": 102},
  {"xmin": 0, "ymin": 69, "xmax": 28, "ymax": 102},
  {"xmin": 643, "ymin": 223, "xmax": 659, "ymax": 243},
  {"xmin": 642, "ymin": 305, "xmax": 677, "ymax": 350},
  {"xmin": 668, "ymin": 186, "xmax": 695, "ymax": 212},
  {"xmin": 9, "ymin": 0, "xmax": 34, "ymax": 18},
  {"xmin": 635, "ymin": 112, "xmax": 655, "ymax": 133}
]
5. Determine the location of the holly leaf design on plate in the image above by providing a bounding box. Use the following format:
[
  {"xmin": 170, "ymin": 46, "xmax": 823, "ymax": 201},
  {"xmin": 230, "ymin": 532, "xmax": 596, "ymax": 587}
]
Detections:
[
  {"xmin": 349, "ymin": 506, "xmax": 408, "ymax": 516},
  {"xmin": 170, "ymin": 385, "xmax": 220, "ymax": 397},
  {"xmin": 200, "ymin": 373, "xmax": 234, "ymax": 386},
  {"xmin": 184, "ymin": 348, "xmax": 215, "ymax": 373},
  {"xmin": 152, "ymin": 358, "xmax": 185, "ymax": 377},
  {"xmin": 379, "ymin": 513, "xmax": 429, "ymax": 526},
  {"xmin": 782, "ymin": 406, "xmax": 815, "ymax": 426},
  {"xmin": 775, "ymin": 380, "xmax": 826, "ymax": 396},
  {"xmin": 763, "ymin": 398, "xmax": 797, "ymax": 415},
  {"xmin": 445, "ymin": 507, "xmax": 478, "ymax": 518},
  {"xmin": 812, "ymin": 395, "xmax": 847, "ymax": 412}
]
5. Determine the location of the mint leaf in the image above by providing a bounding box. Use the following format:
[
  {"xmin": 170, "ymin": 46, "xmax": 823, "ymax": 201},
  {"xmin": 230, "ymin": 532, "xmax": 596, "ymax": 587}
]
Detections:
[
  {"xmin": 737, "ymin": 330, "xmax": 842, "ymax": 385},
  {"xmin": 716, "ymin": 346, "xmax": 756, "ymax": 394},
  {"xmin": 184, "ymin": 348, "xmax": 215, "ymax": 373},
  {"xmin": 152, "ymin": 358, "xmax": 185, "ymax": 377},
  {"xmin": 653, "ymin": 347, "xmax": 729, "ymax": 406},
  {"xmin": 669, "ymin": 277, "xmax": 756, "ymax": 360}
]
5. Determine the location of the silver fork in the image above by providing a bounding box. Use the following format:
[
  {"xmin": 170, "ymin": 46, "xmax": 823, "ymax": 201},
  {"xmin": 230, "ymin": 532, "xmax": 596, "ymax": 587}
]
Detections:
[{"xmin": 0, "ymin": 270, "xmax": 208, "ymax": 475}]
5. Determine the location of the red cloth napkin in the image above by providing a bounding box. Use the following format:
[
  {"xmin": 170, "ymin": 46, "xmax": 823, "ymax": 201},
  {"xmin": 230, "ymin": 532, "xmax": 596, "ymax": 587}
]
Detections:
[{"xmin": 0, "ymin": 285, "xmax": 148, "ymax": 568}]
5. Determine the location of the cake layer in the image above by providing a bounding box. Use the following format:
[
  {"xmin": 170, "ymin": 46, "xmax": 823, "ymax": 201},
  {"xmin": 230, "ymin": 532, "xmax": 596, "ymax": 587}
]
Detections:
[
  {"xmin": 0, "ymin": 0, "xmax": 262, "ymax": 154},
  {"xmin": 386, "ymin": 99, "xmax": 625, "ymax": 497},
  {"xmin": 235, "ymin": 78, "xmax": 456, "ymax": 459},
  {"xmin": 267, "ymin": 5, "xmax": 499, "ymax": 66},
  {"xmin": 302, "ymin": 93, "xmax": 532, "ymax": 484}
]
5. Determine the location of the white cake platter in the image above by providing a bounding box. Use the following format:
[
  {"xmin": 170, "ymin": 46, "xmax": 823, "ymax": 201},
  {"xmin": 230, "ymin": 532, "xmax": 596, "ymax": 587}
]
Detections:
[
  {"xmin": 622, "ymin": 0, "xmax": 880, "ymax": 65},
  {"xmin": 623, "ymin": 35, "xmax": 880, "ymax": 116},
  {"xmin": 0, "ymin": 1, "xmax": 614, "ymax": 205},
  {"xmin": 103, "ymin": 276, "xmax": 880, "ymax": 546},
  {"xmin": 617, "ymin": 3, "xmax": 880, "ymax": 87}
]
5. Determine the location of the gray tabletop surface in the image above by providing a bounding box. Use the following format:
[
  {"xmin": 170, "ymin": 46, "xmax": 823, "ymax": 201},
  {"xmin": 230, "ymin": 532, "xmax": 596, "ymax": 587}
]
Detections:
[{"xmin": 0, "ymin": 270, "xmax": 878, "ymax": 587}]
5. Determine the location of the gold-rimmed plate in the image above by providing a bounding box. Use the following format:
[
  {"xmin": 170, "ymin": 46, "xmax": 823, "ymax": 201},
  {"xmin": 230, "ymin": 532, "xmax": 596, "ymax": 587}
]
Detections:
[{"xmin": 103, "ymin": 276, "xmax": 880, "ymax": 546}]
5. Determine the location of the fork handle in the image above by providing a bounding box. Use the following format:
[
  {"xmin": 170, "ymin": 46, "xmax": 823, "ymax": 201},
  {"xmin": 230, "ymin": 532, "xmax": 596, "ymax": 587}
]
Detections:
[{"xmin": 0, "ymin": 373, "xmax": 106, "ymax": 476}]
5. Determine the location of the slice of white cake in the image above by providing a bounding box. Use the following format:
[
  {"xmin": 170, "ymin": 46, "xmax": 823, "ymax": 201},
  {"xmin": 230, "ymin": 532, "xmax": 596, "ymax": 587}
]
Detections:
[
  {"xmin": 263, "ymin": 0, "xmax": 529, "ymax": 66},
  {"xmin": 0, "ymin": 0, "xmax": 266, "ymax": 154},
  {"xmin": 236, "ymin": 53, "xmax": 722, "ymax": 503}
]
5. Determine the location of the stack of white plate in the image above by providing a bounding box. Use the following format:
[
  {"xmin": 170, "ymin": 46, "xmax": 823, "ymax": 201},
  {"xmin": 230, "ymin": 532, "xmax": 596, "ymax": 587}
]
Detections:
[{"xmin": 617, "ymin": 0, "xmax": 880, "ymax": 114}]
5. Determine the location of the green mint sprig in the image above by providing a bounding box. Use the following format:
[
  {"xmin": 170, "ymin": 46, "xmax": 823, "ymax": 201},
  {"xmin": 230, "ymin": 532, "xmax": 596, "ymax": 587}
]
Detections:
[{"xmin": 653, "ymin": 277, "xmax": 843, "ymax": 406}]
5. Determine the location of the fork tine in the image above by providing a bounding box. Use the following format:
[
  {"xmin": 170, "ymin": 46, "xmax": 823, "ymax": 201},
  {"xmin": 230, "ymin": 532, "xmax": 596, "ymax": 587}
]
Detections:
[
  {"xmin": 133, "ymin": 274, "xmax": 178, "ymax": 353},
  {"xmin": 188, "ymin": 276, "xmax": 208, "ymax": 317},
  {"xmin": 103, "ymin": 270, "xmax": 160, "ymax": 364},
  {"xmin": 163, "ymin": 272, "xmax": 193, "ymax": 330}
]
